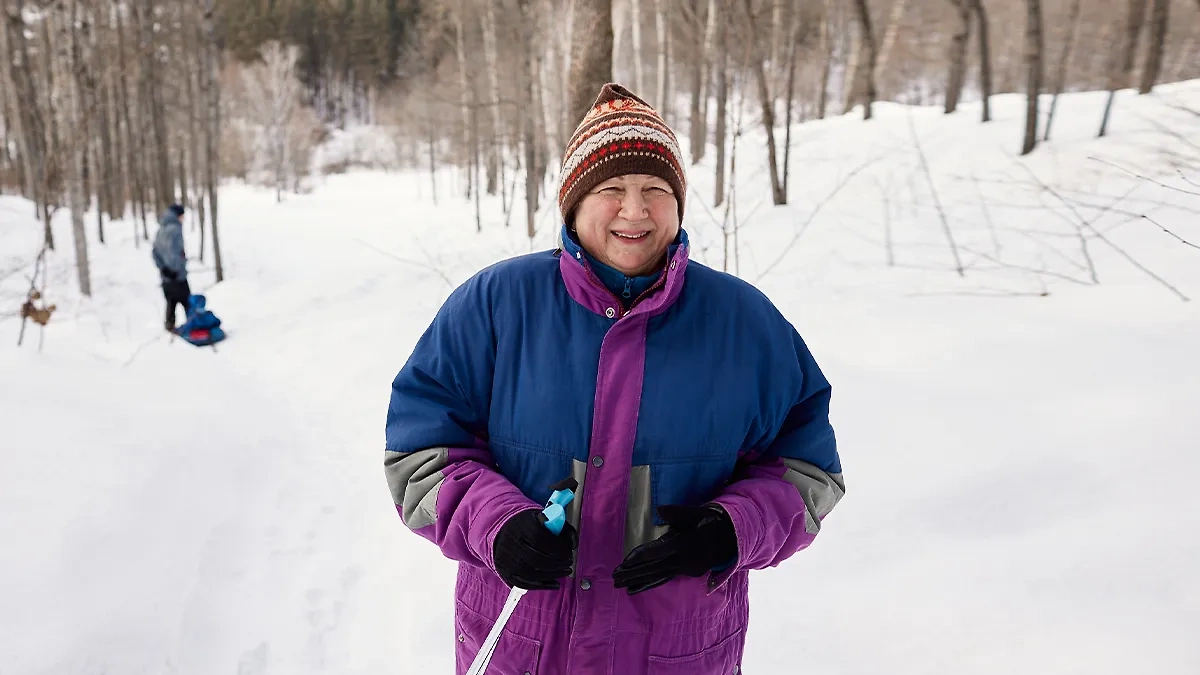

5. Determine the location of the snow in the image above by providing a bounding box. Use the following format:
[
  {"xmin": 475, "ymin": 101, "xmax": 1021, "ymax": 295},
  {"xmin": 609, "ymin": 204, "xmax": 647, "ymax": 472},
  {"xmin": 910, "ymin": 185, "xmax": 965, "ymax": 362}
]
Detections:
[{"xmin": 3, "ymin": 82, "xmax": 1200, "ymax": 674}]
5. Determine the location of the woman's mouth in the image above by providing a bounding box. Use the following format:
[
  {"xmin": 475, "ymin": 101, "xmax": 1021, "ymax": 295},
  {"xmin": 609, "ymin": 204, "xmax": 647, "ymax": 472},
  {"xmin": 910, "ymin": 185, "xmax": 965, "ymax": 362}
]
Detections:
[{"xmin": 612, "ymin": 231, "xmax": 650, "ymax": 240}]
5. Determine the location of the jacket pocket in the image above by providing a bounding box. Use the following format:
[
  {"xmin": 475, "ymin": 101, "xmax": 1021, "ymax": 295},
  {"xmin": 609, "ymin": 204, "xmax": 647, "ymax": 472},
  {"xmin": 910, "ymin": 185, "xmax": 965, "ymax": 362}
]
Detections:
[
  {"xmin": 454, "ymin": 600, "xmax": 542, "ymax": 675},
  {"xmin": 647, "ymin": 628, "xmax": 744, "ymax": 675}
]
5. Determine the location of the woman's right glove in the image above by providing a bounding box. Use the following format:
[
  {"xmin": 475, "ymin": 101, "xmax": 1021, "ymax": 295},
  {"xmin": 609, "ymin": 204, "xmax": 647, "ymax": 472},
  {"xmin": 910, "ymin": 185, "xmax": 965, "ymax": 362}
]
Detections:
[{"xmin": 493, "ymin": 509, "xmax": 579, "ymax": 590}]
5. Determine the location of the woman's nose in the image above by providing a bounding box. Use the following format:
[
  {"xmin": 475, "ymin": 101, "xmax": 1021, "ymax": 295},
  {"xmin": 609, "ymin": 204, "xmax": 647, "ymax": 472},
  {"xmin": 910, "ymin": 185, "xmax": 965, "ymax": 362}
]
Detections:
[{"xmin": 618, "ymin": 190, "xmax": 648, "ymax": 219}]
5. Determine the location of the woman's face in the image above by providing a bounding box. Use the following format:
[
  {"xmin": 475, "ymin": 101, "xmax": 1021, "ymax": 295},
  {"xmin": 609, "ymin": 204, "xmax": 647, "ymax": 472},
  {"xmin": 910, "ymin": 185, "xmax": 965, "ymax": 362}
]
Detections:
[{"xmin": 572, "ymin": 174, "xmax": 680, "ymax": 277}]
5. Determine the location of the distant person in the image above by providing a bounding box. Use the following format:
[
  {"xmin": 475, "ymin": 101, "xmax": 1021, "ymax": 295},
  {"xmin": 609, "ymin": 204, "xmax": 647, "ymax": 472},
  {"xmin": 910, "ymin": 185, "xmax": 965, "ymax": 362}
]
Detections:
[
  {"xmin": 383, "ymin": 83, "xmax": 845, "ymax": 675},
  {"xmin": 152, "ymin": 203, "xmax": 189, "ymax": 332}
]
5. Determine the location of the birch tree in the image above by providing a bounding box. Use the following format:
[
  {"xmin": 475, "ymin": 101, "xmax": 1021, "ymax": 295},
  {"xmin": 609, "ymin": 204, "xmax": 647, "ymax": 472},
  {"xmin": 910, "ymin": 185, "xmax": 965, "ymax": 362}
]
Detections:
[{"xmin": 1021, "ymin": 0, "xmax": 1044, "ymax": 155}]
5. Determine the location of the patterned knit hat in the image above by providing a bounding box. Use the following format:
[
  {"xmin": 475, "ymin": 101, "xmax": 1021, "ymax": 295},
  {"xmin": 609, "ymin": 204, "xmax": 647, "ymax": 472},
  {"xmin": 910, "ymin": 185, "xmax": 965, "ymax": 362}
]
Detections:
[{"xmin": 558, "ymin": 83, "xmax": 686, "ymax": 225}]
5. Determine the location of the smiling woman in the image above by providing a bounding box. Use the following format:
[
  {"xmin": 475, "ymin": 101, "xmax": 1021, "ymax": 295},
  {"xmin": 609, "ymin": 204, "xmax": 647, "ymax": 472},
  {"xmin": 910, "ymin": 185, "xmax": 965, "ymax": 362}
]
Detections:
[{"xmin": 383, "ymin": 83, "xmax": 845, "ymax": 675}]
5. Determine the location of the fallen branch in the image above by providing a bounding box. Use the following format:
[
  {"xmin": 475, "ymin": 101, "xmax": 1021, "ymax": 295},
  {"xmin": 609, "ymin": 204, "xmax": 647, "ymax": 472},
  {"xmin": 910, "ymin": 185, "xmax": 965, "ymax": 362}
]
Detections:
[
  {"xmin": 959, "ymin": 245, "xmax": 1091, "ymax": 286},
  {"xmin": 348, "ymin": 236, "xmax": 455, "ymax": 289},
  {"xmin": 17, "ymin": 244, "xmax": 51, "ymax": 347},
  {"xmin": 1016, "ymin": 162, "xmax": 1190, "ymax": 302},
  {"xmin": 1089, "ymin": 157, "xmax": 1200, "ymax": 197},
  {"xmin": 907, "ymin": 109, "xmax": 964, "ymax": 276},
  {"xmin": 755, "ymin": 156, "xmax": 878, "ymax": 281},
  {"xmin": 1143, "ymin": 215, "xmax": 1200, "ymax": 250}
]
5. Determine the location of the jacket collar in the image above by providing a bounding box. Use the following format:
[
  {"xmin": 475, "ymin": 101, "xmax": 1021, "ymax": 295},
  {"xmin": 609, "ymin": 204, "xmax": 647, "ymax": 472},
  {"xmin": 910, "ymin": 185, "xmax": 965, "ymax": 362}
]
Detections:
[{"xmin": 558, "ymin": 224, "xmax": 690, "ymax": 319}]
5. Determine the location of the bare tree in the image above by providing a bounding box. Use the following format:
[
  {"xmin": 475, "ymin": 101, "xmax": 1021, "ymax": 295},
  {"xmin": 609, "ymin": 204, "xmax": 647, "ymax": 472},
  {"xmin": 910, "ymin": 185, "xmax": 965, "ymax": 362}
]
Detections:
[
  {"xmin": 202, "ymin": 0, "xmax": 224, "ymax": 282},
  {"xmin": 946, "ymin": 0, "xmax": 972, "ymax": 114},
  {"xmin": 714, "ymin": 0, "xmax": 729, "ymax": 205},
  {"xmin": 518, "ymin": 0, "xmax": 540, "ymax": 239},
  {"xmin": 1099, "ymin": 0, "xmax": 1149, "ymax": 137},
  {"xmin": 972, "ymin": 0, "xmax": 993, "ymax": 122},
  {"xmin": 64, "ymin": 0, "xmax": 90, "ymax": 296},
  {"xmin": 242, "ymin": 42, "xmax": 303, "ymax": 202},
  {"xmin": 481, "ymin": 0, "xmax": 506, "ymax": 199},
  {"xmin": 876, "ymin": 0, "xmax": 910, "ymax": 80},
  {"xmin": 817, "ymin": 0, "xmax": 833, "ymax": 119},
  {"xmin": 567, "ymin": 0, "xmax": 614, "ymax": 124},
  {"xmin": 1045, "ymin": 0, "xmax": 1084, "ymax": 140},
  {"xmin": 631, "ymin": 0, "xmax": 645, "ymax": 94},
  {"xmin": 742, "ymin": 0, "xmax": 785, "ymax": 204},
  {"xmin": 1021, "ymin": 0, "xmax": 1044, "ymax": 155},
  {"xmin": 1139, "ymin": 0, "xmax": 1170, "ymax": 93},
  {"xmin": 851, "ymin": 0, "xmax": 878, "ymax": 120}
]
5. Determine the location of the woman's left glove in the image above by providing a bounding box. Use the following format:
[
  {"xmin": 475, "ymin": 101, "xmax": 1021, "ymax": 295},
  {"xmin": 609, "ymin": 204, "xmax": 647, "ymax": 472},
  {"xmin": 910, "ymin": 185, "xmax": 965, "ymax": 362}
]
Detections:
[{"xmin": 613, "ymin": 504, "xmax": 738, "ymax": 595}]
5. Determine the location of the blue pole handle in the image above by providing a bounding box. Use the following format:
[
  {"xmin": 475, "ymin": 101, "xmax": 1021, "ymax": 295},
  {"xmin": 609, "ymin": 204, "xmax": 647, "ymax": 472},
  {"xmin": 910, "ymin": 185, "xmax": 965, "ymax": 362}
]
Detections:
[{"xmin": 540, "ymin": 486, "xmax": 575, "ymax": 535}]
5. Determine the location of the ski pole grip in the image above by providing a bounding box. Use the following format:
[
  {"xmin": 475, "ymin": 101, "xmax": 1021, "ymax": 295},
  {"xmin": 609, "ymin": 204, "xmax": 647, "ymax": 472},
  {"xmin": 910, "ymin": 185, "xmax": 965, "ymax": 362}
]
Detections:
[{"xmin": 540, "ymin": 487, "xmax": 575, "ymax": 536}]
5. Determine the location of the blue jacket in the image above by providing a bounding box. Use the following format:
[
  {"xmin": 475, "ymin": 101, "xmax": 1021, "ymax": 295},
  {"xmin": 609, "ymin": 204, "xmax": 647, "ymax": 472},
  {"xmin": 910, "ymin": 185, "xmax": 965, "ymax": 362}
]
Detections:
[
  {"xmin": 151, "ymin": 212, "xmax": 186, "ymax": 281},
  {"xmin": 383, "ymin": 226, "xmax": 844, "ymax": 674}
]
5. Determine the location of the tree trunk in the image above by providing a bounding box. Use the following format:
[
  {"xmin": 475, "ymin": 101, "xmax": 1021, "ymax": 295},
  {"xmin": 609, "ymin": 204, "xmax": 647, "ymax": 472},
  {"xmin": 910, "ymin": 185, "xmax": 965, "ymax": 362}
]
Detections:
[
  {"xmin": 713, "ymin": 0, "xmax": 728, "ymax": 206},
  {"xmin": 781, "ymin": 5, "xmax": 801, "ymax": 202},
  {"xmin": 203, "ymin": 0, "xmax": 224, "ymax": 282},
  {"xmin": 852, "ymin": 0, "xmax": 878, "ymax": 120},
  {"xmin": 518, "ymin": 0, "xmax": 539, "ymax": 239},
  {"xmin": 631, "ymin": 0, "xmax": 645, "ymax": 94},
  {"xmin": 818, "ymin": 0, "xmax": 833, "ymax": 119},
  {"xmin": 972, "ymin": 0, "xmax": 993, "ymax": 122},
  {"xmin": 1099, "ymin": 0, "xmax": 1148, "ymax": 137},
  {"xmin": 4, "ymin": 3, "xmax": 51, "ymax": 247},
  {"xmin": 115, "ymin": 1, "xmax": 148, "ymax": 242},
  {"xmin": 876, "ymin": 0, "xmax": 909, "ymax": 82},
  {"xmin": 741, "ymin": 0, "xmax": 785, "ymax": 205},
  {"xmin": 65, "ymin": 0, "xmax": 91, "ymax": 296},
  {"xmin": 453, "ymin": 8, "xmax": 472, "ymax": 198},
  {"xmin": 655, "ymin": 0, "xmax": 667, "ymax": 111},
  {"xmin": 692, "ymin": 0, "xmax": 716, "ymax": 164},
  {"xmin": 1138, "ymin": 0, "xmax": 1170, "ymax": 94},
  {"xmin": 1044, "ymin": 0, "xmax": 1082, "ymax": 141},
  {"xmin": 567, "ymin": 0, "xmax": 613, "ymax": 124},
  {"xmin": 946, "ymin": 0, "xmax": 971, "ymax": 114},
  {"xmin": 481, "ymin": 0, "xmax": 504, "ymax": 198},
  {"xmin": 1021, "ymin": 0, "xmax": 1044, "ymax": 156},
  {"xmin": 138, "ymin": 0, "xmax": 173, "ymax": 207}
]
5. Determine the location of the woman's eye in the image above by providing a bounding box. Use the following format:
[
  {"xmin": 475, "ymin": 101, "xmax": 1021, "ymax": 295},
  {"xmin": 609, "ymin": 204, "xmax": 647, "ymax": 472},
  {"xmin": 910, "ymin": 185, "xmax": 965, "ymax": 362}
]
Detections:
[{"xmin": 645, "ymin": 187, "xmax": 668, "ymax": 194}]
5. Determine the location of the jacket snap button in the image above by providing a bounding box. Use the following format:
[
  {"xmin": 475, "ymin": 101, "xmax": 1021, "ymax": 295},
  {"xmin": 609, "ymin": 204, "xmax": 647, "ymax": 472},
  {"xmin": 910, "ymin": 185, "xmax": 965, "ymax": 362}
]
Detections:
[
  {"xmin": 732, "ymin": 667, "xmax": 739, "ymax": 674},
  {"xmin": 580, "ymin": 578, "xmax": 592, "ymax": 590},
  {"xmin": 458, "ymin": 634, "xmax": 464, "ymax": 642},
  {"xmin": 605, "ymin": 307, "xmax": 616, "ymax": 318},
  {"xmin": 591, "ymin": 456, "xmax": 603, "ymax": 467}
]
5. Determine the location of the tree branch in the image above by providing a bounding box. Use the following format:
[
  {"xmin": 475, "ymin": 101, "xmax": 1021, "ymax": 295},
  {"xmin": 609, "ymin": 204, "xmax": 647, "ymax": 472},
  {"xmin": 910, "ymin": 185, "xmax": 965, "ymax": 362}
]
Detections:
[
  {"xmin": 1142, "ymin": 215, "xmax": 1200, "ymax": 250},
  {"xmin": 1090, "ymin": 157, "xmax": 1200, "ymax": 197}
]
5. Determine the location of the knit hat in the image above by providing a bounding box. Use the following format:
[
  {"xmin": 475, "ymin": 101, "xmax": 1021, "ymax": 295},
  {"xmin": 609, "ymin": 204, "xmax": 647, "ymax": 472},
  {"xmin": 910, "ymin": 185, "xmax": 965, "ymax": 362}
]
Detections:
[
  {"xmin": 167, "ymin": 203, "xmax": 185, "ymax": 217},
  {"xmin": 558, "ymin": 83, "xmax": 686, "ymax": 225}
]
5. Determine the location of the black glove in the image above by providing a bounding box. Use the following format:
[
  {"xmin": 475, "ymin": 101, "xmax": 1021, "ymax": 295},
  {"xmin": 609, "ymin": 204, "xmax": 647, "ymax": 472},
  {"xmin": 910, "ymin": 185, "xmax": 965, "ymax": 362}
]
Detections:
[
  {"xmin": 493, "ymin": 508, "xmax": 579, "ymax": 590},
  {"xmin": 613, "ymin": 504, "xmax": 738, "ymax": 595}
]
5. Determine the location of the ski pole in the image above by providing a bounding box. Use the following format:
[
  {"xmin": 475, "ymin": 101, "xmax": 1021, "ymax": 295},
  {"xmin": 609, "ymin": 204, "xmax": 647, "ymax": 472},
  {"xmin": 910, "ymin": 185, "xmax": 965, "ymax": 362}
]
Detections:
[{"xmin": 465, "ymin": 482, "xmax": 576, "ymax": 675}]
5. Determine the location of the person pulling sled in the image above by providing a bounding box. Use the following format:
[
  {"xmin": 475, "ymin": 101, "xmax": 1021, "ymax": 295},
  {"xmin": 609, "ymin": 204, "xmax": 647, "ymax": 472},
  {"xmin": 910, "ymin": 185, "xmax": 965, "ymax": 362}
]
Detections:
[
  {"xmin": 151, "ymin": 203, "xmax": 190, "ymax": 332},
  {"xmin": 151, "ymin": 203, "xmax": 227, "ymax": 348}
]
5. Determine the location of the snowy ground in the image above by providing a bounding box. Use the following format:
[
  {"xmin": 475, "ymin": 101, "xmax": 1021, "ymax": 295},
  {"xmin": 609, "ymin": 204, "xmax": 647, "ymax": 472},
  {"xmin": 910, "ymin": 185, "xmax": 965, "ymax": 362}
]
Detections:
[{"xmin": 3, "ymin": 83, "xmax": 1200, "ymax": 675}]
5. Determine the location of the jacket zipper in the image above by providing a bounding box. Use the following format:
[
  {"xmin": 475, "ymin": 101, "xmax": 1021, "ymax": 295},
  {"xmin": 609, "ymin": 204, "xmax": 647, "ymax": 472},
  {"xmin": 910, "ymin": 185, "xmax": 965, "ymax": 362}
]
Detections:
[{"xmin": 579, "ymin": 258, "xmax": 673, "ymax": 319}]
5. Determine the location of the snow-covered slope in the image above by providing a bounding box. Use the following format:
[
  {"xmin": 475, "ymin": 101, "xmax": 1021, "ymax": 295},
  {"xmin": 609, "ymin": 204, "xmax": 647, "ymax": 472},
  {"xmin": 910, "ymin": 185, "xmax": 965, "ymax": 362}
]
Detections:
[{"xmin": 3, "ymin": 83, "xmax": 1199, "ymax": 674}]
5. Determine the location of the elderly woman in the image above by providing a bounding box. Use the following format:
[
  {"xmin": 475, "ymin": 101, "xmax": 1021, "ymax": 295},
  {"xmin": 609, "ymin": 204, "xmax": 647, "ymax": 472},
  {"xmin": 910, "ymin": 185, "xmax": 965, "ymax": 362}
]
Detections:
[{"xmin": 384, "ymin": 84, "xmax": 844, "ymax": 675}]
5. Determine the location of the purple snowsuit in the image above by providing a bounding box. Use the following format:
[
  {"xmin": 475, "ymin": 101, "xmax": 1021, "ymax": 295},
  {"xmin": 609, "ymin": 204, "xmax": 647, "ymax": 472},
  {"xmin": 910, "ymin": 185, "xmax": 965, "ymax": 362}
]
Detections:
[{"xmin": 384, "ymin": 231, "xmax": 845, "ymax": 674}]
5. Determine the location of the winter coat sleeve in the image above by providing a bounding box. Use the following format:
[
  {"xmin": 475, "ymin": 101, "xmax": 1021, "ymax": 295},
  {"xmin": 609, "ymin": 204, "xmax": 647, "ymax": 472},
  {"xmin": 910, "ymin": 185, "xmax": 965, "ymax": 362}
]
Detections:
[
  {"xmin": 707, "ymin": 326, "xmax": 844, "ymax": 591},
  {"xmin": 383, "ymin": 274, "xmax": 540, "ymax": 572}
]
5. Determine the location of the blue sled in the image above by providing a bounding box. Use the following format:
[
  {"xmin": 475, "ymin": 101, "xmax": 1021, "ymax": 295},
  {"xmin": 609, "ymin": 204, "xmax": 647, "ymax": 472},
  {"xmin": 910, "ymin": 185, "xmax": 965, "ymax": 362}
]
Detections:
[{"xmin": 175, "ymin": 294, "xmax": 227, "ymax": 347}]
